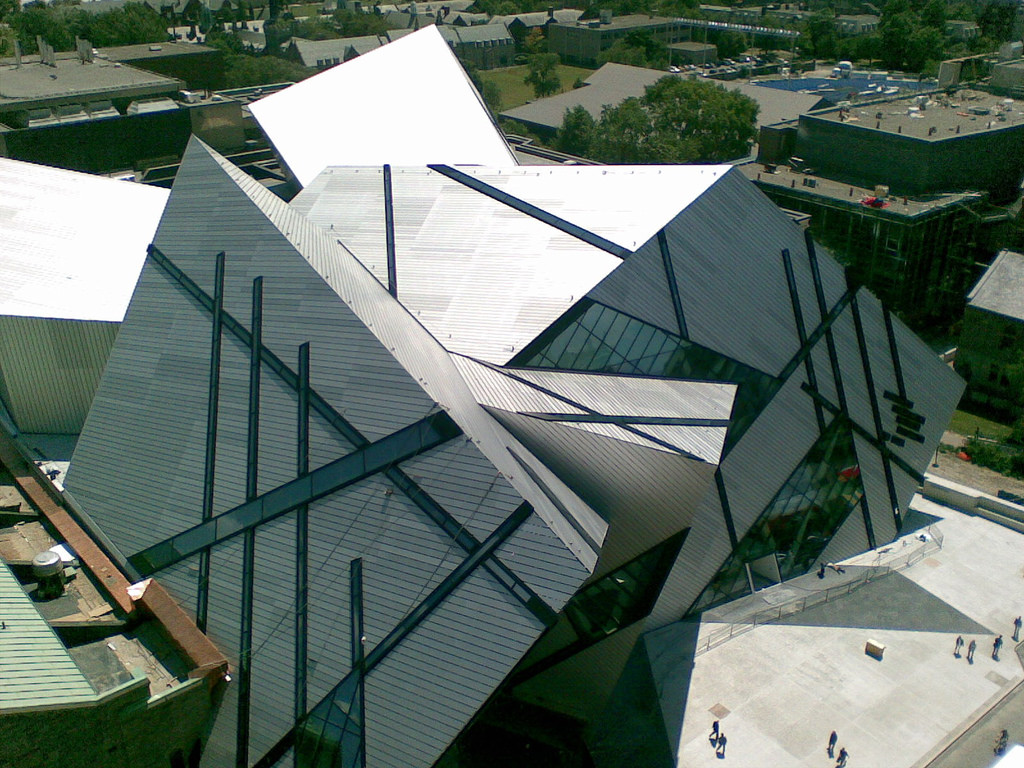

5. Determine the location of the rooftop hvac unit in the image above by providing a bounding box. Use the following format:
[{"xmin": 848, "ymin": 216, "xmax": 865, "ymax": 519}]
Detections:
[
  {"xmin": 874, "ymin": 184, "xmax": 889, "ymax": 197},
  {"xmin": 32, "ymin": 550, "xmax": 66, "ymax": 600}
]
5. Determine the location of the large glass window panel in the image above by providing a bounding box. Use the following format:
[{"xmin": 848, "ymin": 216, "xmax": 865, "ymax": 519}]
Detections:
[
  {"xmin": 565, "ymin": 530, "xmax": 687, "ymax": 641},
  {"xmin": 513, "ymin": 300, "xmax": 781, "ymax": 447},
  {"xmin": 689, "ymin": 418, "xmax": 864, "ymax": 614}
]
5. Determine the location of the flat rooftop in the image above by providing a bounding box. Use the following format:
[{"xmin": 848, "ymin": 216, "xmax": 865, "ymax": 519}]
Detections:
[
  {"xmin": 809, "ymin": 89, "xmax": 1024, "ymax": 141},
  {"xmin": 739, "ymin": 162, "xmax": 985, "ymax": 217},
  {"xmin": 98, "ymin": 42, "xmax": 218, "ymax": 61},
  {"xmin": 554, "ymin": 13, "xmax": 676, "ymax": 30},
  {"xmin": 0, "ymin": 56, "xmax": 181, "ymax": 111},
  {"xmin": 630, "ymin": 490, "xmax": 1024, "ymax": 768}
]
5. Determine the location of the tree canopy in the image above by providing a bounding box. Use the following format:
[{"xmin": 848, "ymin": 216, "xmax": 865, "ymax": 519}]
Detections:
[
  {"xmin": 598, "ymin": 29, "xmax": 669, "ymax": 70},
  {"xmin": 557, "ymin": 76, "xmax": 759, "ymax": 164},
  {"xmin": 8, "ymin": 2, "xmax": 169, "ymax": 53},
  {"xmin": 524, "ymin": 53, "xmax": 560, "ymax": 98}
]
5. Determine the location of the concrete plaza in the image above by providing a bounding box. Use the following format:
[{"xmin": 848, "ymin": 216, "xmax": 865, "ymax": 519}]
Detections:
[{"xmin": 657, "ymin": 494, "xmax": 1024, "ymax": 768}]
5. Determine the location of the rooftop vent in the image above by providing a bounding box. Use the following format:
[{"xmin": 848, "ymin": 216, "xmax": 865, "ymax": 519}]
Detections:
[{"xmin": 32, "ymin": 550, "xmax": 65, "ymax": 600}]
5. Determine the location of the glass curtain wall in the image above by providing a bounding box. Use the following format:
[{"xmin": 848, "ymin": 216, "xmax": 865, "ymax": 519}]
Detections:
[
  {"xmin": 690, "ymin": 417, "xmax": 864, "ymax": 613},
  {"xmin": 512, "ymin": 300, "xmax": 779, "ymax": 447}
]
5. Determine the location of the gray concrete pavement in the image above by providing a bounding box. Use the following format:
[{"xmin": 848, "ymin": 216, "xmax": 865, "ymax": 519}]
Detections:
[{"xmin": 663, "ymin": 496, "xmax": 1024, "ymax": 768}]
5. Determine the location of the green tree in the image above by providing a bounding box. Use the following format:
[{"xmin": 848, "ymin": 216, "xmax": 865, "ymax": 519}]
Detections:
[
  {"xmin": 806, "ymin": 9, "xmax": 837, "ymax": 59},
  {"xmin": 906, "ymin": 24, "xmax": 943, "ymax": 72},
  {"xmin": 223, "ymin": 52, "xmax": 314, "ymax": 87},
  {"xmin": 584, "ymin": 77, "xmax": 759, "ymax": 164},
  {"xmin": 291, "ymin": 17, "xmax": 339, "ymax": 40},
  {"xmin": 598, "ymin": 29, "xmax": 669, "ymax": 69},
  {"xmin": 524, "ymin": 26, "xmax": 546, "ymax": 55},
  {"xmin": 333, "ymin": 9, "xmax": 390, "ymax": 37},
  {"xmin": 590, "ymin": 97, "xmax": 653, "ymax": 163},
  {"xmin": 464, "ymin": 62, "xmax": 503, "ymax": 114},
  {"xmin": 641, "ymin": 76, "xmax": 758, "ymax": 161},
  {"xmin": 86, "ymin": 3, "xmax": 169, "ymax": 48},
  {"xmin": 11, "ymin": 3, "xmax": 87, "ymax": 53},
  {"xmin": 524, "ymin": 52, "xmax": 560, "ymax": 98},
  {"xmin": 709, "ymin": 29, "xmax": 747, "ymax": 59},
  {"xmin": 556, "ymin": 104, "xmax": 595, "ymax": 156}
]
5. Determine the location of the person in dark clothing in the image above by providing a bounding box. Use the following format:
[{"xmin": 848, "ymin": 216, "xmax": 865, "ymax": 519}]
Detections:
[{"xmin": 828, "ymin": 730, "xmax": 838, "ymax": 757}]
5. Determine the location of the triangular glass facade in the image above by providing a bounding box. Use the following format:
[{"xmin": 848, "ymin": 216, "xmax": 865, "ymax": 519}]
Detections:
[
  {"xmin": 512, "ymin": 299, "xmax": 779, "ymax": 447},
  {"xmin": 691, "ymin": 417, "xmax": 864, "ymax": 613}
]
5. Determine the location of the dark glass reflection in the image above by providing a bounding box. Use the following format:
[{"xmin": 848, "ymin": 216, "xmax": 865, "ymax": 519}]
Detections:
[
  {"xmin": 690, "ymin": 417, "xmax": 864, "ymax": 613},
  {"xmin": 565, "ymin": 530, "xmax": 686, "ymax": 641},
  {"xmin": 512, "ymin": 300, "xmax": 779, "ymax": 447},
  {"xmin": 295, "ymin": 673, "xmax": 363, "ymax": 768}
]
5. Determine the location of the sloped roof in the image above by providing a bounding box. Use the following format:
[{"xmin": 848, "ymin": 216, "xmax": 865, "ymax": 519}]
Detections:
[
  {"xmin": 0, "ymin": 157, "xmax": 168, "ymax": 322},
  {"xmin": 291, "ymin": 164, "xmax": 728, "ymax": 363},
  {"xmin": 967, "ymin": 249, "xmax": 1024, "ymax": 322},
  {"xmin": 501, "ymin": 62, "xmax": 830, "ymax": 136},
  {"xmin": 0, "ymin": 559, "xmax": 98, "ymax": 710},
  {"xmin": 250, "ymin": 25, "xmax": 516, "ymax": 187},
  {"xmin": 67, "ymin": 138, "xmax": 602, "ymax": 767}
]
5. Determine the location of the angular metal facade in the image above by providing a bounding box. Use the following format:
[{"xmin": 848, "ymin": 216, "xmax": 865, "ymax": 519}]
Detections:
[{"xmin": 65, "ymin": 140, "xmax": 962, "ymax": 767}]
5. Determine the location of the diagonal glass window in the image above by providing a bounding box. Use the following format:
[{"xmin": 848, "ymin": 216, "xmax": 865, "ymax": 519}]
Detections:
[
  {"xmin": 295, "ymin": 672, "xmax": 364, "ymax": 768},
  {"xmin": 565, "ymin": 530, "xmax": 687, "ymax": 641},
  {"xmin": 512, "ymin": 299, "xmax": 780, "ymax": 448},
  {"xmin": 689, "ymin": 417, "xmax": 864, "ymax": 614}
]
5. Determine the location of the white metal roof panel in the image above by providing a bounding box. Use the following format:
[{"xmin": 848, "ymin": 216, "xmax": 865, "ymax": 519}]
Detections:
[
  {"xmin": 294, "ymin": 166, "xmax": 624, "ymax": 364},
  {"xmin": 0, "ymin": 157, "xmax": 168, "ymax": 321},
  {"xmin": 416, "ymin": 164, "xmax": 727, "ymax": 252},
  {"xmin": 967, "ymin": 249, "xmax": 1024, "ymax": 321},
  {"xmin": 0, "ymin": 559, "xmax": 97, "ymax": 710},
  {"xmin": 249, "ymin": 26, "xmax": 516, "ymax": 187}
]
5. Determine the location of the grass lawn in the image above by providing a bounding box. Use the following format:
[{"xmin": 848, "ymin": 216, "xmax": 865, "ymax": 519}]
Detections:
[
  {"xmin": 478, "ymin": 64, "xmax": 594, "ymax": 111},
  {"xmin": 948, "ymin": 409, "xmax": 1014, "ymax": 441}
]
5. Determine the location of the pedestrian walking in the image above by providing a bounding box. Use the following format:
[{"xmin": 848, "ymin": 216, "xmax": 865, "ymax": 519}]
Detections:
[
  {"xmin": 968, "ymin": 639, "xmax": 977, "ymax": 663},
  {"xmin": 996, "ymin": 729, "xmax": 1009, "ymax": 755},
  {"xmin": 1014, "ymin": 616, "xmax": 1021, "ymax": 642},
  {"xmin": 827, "ymin": 730, "xmax": 838, "ymax": 757},
  {"xmin": 954, "ymin": 635, "xmax": 964, "ymax": 657},
  {"xmin": 836, "ymin": 746, "xmax": 849, "ymax": 766},
  {"xmin": 710, "ymin": 720, "xmax": 719, "ymax": 744},
  {"xmin": 716, "ymin": 732, "xmax": 727, "ymax": 758},
  {"xmin": 994, "ymin": 635, "xmax": 1003, "ymax": 660}
]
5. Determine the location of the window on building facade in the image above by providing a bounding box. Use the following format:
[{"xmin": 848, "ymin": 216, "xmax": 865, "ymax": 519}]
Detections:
[
  {"xmin": 513, "ymin": 299, "xmax": 780, "ymax": 449},
  {"xmin": 689, "ymin": 416, "xmax": 864, "ymax": 613}
]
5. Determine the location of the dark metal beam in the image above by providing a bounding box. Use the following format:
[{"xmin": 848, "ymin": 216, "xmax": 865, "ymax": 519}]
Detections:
[
  {"xmin": 522, "ymin": 412, "xmax": 731, "ymax": 427},
  {"xmin": 384, "ymin": 165, "xmax": 398, "ymax": 299},
  {"xmin": 657, "ymin": 229, "xmax": 688, "ymax": 339},
  {"xmin": 350, "ymin": 558, "xmax": 367, "ymax": 768},
  {"xmin": 800, "ymin": 384, "xmax": 925, "ymax": 485},
  {"xmin": 196, "ymin": 251, "xmax": 225, "ymax": 633},
  {"xmin": 254, "ymin": 502, "xmax": 537, "ymax": 768},
  {"xmin": 803, "ymin": 234, "xmax": 875, "ymax": 548},
  {"xmin": 482, "ymin": 361, "xmax": 708, "ymax": 462},
  {"xmin": 714, "ymin": 468, "xmax": 739, "ymax": 550},
  {"xmin": 128, "ymin": 411, "xmax": 462, "ymax": 575},
  {"xmin": 428, "ymin": 164, "xmax": 630, "ymax": 259},
  {"xmin": 849, "ymin": 296, "xmax": 897, "ymax": 539},
  {"xmin": 781, "ymin": 248, "xmax": 825, "ymax": 433},
  {"xmin": 882, "ymin": 306, "xmax": 908, "ymax": 401},
  {"xmin": 294, "ymin": 342, "xmax": 310, "ymax": 727},
  {"xmin": 237, "ymin": 277, "xmax": 263, "ymax": 768},
  {"xmin": 147, "ymin": 246, "xmax": 558, "ymax": 629}
]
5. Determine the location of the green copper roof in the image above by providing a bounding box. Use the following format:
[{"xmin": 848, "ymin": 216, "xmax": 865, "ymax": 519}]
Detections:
[{"xmin": 0, "ymin": 558, "xmax": 97, "ymax": 710}]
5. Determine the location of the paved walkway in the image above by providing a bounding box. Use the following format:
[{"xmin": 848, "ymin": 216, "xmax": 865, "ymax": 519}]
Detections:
[{"xmin": 661, "ymin": 495, "xmax": 1024, "ymax": 768}]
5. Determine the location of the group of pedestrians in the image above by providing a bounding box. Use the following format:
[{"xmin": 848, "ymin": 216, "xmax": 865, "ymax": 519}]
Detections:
[
  {"xmin": 954, "ymin": 616, "xmax": 1019, "ymax": 663},
  {"xmin": 708, "ymin": 721, "xmax": 727, "ymax": 758},
  {"xmin": 827, "ymin": 731, "xmax": 848, "ymax": 766}
]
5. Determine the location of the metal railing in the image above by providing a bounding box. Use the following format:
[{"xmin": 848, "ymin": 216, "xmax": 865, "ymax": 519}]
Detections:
[{"xmin": 693, "ymin": 526, "xmax": 943, "ymax": 655}]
